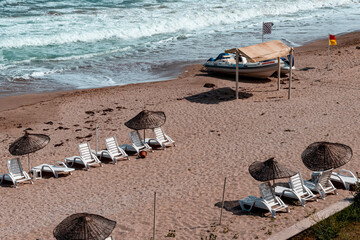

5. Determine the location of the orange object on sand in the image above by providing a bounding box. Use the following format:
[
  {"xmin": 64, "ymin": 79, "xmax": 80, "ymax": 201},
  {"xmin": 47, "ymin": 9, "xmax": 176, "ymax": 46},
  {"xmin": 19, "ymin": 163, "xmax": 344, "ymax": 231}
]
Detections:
[{"xmin": 139, "ymin": 151, "xmax": 147, "ymax": 158}]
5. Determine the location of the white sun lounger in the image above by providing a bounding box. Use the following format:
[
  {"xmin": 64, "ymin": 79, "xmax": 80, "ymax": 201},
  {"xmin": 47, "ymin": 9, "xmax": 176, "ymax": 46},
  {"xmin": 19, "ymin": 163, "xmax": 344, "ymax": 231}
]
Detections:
[
  {"xmin": 239, "ymin": 182, "xmax": 289, "ymax": 218},
  {"xmin": 97, "ymin": 136, "xmax": 129, "ymax": 164},
  {"xmin": 331, "ymin": 169, "xmax": 360, "ymax": 190},
  {"xmin": 129, "ymin": 131, "xmax": 153, "ymax": 156},
  {"xmin": 0, "ymin": 158, "xmax": 33, "ymax": 188},
  {"xmin": 304, "ymin": 169, "xmax": 337, "ymax": 200},
  {"xmin": 275, "ymin": 172, "xmax": 317, "ymax": 206},
  {"xmin": 146, "ymin": 127, "xmax": 175, "ymax": 150},
  {"xmin": 320, "ymin": 169, "xmax": 359, "ymax": 191},
  {"xmin": 32, "ymin": 162, "xmax": 75, "ymax": 178},
  {"xmin": 65, "ymin": 142, "xmax": 103, "ymax": 171}
]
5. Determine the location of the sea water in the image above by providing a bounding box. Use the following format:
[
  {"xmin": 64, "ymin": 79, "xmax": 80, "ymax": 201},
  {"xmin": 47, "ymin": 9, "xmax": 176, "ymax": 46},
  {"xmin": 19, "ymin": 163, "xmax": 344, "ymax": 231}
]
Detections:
[{"xmin": 0, "ymin": 0, "xmax": 359, "ymax": 97}]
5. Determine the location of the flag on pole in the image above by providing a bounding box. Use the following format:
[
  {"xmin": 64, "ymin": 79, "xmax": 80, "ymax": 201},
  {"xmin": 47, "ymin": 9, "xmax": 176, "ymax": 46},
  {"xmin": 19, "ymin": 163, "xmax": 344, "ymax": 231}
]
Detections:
[
  {"xmin": 263, "ymin": 22, "xmax": 274, "ymax": 35},
  {"xmin": 329, "ymin": 34, "xmax": 337, "ymax": 45}
]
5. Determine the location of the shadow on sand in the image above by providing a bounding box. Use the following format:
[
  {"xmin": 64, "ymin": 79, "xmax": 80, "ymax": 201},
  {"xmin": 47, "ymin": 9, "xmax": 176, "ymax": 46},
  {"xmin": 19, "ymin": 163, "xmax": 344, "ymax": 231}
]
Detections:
[
  {"xmin": 197, "ymin": 71, "xmax": 273, "ymax": 84},
  {"xmin": 185, "ymin": 87, "xmax": 253, "ymax": 104},
  {"xmin": 214, "ymin": 200, "xmax": 269, "ymax": 217}
]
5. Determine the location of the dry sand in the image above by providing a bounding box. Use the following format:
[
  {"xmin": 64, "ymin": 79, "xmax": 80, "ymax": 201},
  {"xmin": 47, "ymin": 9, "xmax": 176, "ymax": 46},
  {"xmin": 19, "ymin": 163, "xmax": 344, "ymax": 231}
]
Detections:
[{"xmin": 0, "ymin": 32, "xmax": 360, "ymax": 240}]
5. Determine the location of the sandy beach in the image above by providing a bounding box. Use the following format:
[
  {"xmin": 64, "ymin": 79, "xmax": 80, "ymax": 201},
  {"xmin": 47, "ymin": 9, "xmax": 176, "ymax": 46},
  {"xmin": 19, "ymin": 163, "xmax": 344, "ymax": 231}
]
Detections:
[{"xmin": 1, "ymin": 32, "xmax": 360, "ymax": 239}]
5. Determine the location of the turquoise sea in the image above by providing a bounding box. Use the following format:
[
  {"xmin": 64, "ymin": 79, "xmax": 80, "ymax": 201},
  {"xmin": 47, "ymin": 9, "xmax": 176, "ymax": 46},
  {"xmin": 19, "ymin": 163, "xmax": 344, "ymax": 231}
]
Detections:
[{"xmin": 0, "ymin": 0, "xmax": 359, "ymax": 97}]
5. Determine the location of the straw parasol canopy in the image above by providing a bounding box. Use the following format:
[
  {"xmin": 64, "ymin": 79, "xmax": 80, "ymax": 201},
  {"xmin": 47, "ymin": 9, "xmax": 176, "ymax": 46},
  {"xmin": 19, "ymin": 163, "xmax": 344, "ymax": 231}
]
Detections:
[
  {"xmin": 125, "ymin": 110, "xmax": 166, "ymax": 130},
  {"xmin": 53, "ymin": 213, "xmax": 116, "ymax": 240},
  {"xmin": 249, "ymin": 157, "xmax": 296, "ymax": 183},
  {"xmin": 9, "ymin": 130, "xmax": 50, "ymax": 172},
  {"xmin": 301, "ymin": 141, "xmax": 353, "ymax": 171}
]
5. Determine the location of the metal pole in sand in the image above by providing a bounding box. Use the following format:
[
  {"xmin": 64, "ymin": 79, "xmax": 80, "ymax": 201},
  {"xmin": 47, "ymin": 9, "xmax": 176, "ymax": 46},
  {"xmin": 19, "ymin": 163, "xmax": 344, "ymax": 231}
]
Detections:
[
  {"xmin": 327, "ymin": 40, "xmax": 330, "ymax": 71},
  {"xmin": 262, "ymin": 22, "xmax": 264, "ymax": 43},
  {"xmin": 219, "ymin": 177, "xmax": 227, "ymax": 225},
  {"xmin": 288, "ymin": 48, "xmax": 293, "ymax": 100},
  {"xmin": 236, "ymin": 52, "xmax": 239, "ymax": 99},
  {"xmin": 95, "ymin": 123, "xmax": 98, "ymax": 153},
  {"xmin": 277, "ymin": 57, "xmax": 281, "ymax": 90},
  {"xmin": 153, "ymin": 192, "xmax": 156, "ymax": 240}
]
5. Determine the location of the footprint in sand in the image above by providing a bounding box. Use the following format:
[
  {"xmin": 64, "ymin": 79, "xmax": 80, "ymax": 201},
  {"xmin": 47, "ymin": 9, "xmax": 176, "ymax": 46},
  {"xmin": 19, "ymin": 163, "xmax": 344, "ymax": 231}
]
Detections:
[
  {"xmin": 54, "ymin": 142, "xmax": 64, "ymax": 147},
  {"xmin": 85, "ymin": 111, "xmax": 95, "ymax": 116}
]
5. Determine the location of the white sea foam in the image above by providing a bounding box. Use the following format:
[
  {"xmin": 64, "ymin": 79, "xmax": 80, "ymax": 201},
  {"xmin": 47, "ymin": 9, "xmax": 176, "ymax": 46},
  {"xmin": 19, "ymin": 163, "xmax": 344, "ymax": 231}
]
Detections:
[{"xmin": 0, "ymin": 0, "xmax": 358, "ymax": 48}]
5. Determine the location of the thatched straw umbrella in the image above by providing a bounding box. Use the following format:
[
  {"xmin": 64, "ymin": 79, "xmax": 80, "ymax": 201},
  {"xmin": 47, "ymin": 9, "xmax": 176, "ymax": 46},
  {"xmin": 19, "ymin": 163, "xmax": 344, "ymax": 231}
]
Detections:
[
  {"xmin": 53, "ymin": 213, "xmax": 116, "ymax": 240},
  {"xmin": 9, "ymin": 130, "xmax": 50, "ymax": 172},
  {"xmin": 249, "ymin": 157, "xmax": 296, "ymax": 186},
  {"xmin": 125, "ymin": 110, "xmax": 166, "ymax": 138},
  {"xmin": 301, "ymin": 141, "xmax": 352, "ymax": 171}
]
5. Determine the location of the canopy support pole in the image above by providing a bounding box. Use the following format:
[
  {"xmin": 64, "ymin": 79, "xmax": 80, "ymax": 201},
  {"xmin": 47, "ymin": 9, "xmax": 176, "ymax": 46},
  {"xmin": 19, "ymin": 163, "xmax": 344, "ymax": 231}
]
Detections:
[
  {"xmin": 235, "ymin": 52, "xmax": 239, "ymax": 99},
  {"xmin": 277, "ymin": 57, "xmax": 281, "ymax": 91},
  {"xmin": 288, "ymin": 48, "xmax": 294, "ymax": 99}
]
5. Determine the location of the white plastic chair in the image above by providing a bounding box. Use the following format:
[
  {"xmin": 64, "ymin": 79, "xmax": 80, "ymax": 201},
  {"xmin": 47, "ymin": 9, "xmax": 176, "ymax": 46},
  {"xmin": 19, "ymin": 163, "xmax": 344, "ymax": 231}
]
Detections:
[
  {"xmin": 0, "ymin": 158, "xmax": 33, "ymax": 188},
  {"xmin": 146, "ymin": 127, "xmax": 175, "ymax": 150},
  {"xmin": 239, "ymin": 182, "xmax": 289, "ymax": 218},
  {"xmin": 129, "ymin": 131, "xmax": 153, "ymax": 156},
  {"xmin": 304, "ymin": 169, "xmax": 338, "ymax": 200},
  {"xmin": 275, "ymin": 172, "xmax": 317, "ymax": 206},
  {"xmin": 65, "ymin": 142, "xmax": 103, "ymax": 171},
  {"xmin": 100, "ymin": 136, "xmax": 129, "ymax": 164}
]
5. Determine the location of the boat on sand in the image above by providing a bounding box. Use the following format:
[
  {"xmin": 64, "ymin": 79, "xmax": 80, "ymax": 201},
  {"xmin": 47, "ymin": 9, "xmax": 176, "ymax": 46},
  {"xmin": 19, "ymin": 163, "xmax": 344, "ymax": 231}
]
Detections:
[{"xmin": 204, "ymin": 53, "xmax": 294, "ymax": 78}]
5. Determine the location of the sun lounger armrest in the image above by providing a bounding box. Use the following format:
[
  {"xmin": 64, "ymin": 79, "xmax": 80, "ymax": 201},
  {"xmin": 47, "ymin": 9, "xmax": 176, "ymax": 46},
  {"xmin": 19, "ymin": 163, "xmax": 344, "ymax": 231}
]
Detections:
[
  {"xmin": 100, "ymin": 150, "xmax": 111, "ymax": 158},
  {"xmin": 91, "ymin": 152, "xmax": 101, "ymax": 163},
  {"xmin": 275, "ymin": 196, "xmax": 286, "ymax": 206},
  {"xmin": 65, "ymin": 156, "xmax": 81, "ymax": 167},
  {"xmin": 165, "ymin": 134, "xmax": 174, "ymax": 142},
  {"xmin": 3, "ymin": 173, "xmax": 16, "ymax": 185},
  {"xmin": 55, "ymin": 161, "xmax": 68, "ymax": 168},
  {"xmin": 337, "ymin": 169, "xmax": 357, "ymax": 178},
  {"xmin": 280, "ymin": 188, "xmax": 295, "ymax": 198},
  {"xmin": 147, "ymin": 138, "xmax": 157, "ymax": 143},
  {"xmin": 23, "ymin": 171, "xmax": 31, "ymax": 180}
]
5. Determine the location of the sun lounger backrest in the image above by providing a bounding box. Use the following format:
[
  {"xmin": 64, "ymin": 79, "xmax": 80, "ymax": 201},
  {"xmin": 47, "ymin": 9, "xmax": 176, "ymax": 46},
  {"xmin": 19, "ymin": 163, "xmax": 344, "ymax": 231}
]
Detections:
[
  {"xmin": 79, "ymin": 143, "xmax": 93, "ymax": 162},
  {"xmin": 129, "ymin": 131, "xmax": 144, "ymax": 148},
  {"xmin": 290, "ymin": 173, "xmax": 305, "ymax": 194},
  {"xmin": 7, "ymin": 158, "xmax": 25, "ymax": 178},
  {"xmin": 259, "ymin": 182, "xmax": 277, "ymax": 206},
  {"xmin": 105, "ymin": 137, "xmax": 119, "ymax": 155},
  {"xmin": 154, "ymin": 127, "xmax": 166, "ymax": 143},
  {"xmin": 318, "ymin": 169, "xmax": 333, "ymax": 187}
]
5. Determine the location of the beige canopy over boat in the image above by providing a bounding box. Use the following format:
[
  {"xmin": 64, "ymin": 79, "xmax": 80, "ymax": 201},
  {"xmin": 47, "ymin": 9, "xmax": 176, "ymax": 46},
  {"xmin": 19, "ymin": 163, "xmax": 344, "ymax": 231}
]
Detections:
[
  {"xmin": 225, "ymin": 40, "xmax": 292, "ymax": 63},
  {"xmin": 225, "ymin": 40, "xmax": 294, "ymax": 99}
]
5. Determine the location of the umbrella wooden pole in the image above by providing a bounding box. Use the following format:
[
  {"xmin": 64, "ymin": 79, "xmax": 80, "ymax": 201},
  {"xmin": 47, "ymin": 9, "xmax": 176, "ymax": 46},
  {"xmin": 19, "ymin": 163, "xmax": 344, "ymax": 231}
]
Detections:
[
  {"xmin": 28, "ymin": 153, "xmax": 31, "ymax": 173},
  {"xmin": 153, "ymin": 192, "xmax": 156, "ymax": 240},
  {"xmin": 219, "ymin": 177, "xmax": 227, "ymax": 225},
  {"xmin": 144, "ymin": 129, "xmax": 146, "ymax": 141}
]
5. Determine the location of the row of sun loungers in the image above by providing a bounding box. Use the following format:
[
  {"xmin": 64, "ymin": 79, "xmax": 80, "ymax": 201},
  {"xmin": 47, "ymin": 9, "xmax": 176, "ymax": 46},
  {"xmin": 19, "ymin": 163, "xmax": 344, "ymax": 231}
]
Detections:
[
  {"xmin": 239, "ymin": 169, "xmax": 358, "ymax": 218},
  {"xmin": 1, "ymin": 127, "xmax": 175, "ymax": 188}
]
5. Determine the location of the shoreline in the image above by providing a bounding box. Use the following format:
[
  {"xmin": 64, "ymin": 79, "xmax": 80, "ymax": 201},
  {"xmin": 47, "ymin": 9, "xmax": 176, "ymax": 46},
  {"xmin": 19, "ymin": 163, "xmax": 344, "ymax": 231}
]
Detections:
[
  {"xmin": 1, "ymin": 30, "xmax": 360, "ymax": 239},
  {"xmin": 1, "ymin": 30, "xmax": 358, "ymax": 112}
]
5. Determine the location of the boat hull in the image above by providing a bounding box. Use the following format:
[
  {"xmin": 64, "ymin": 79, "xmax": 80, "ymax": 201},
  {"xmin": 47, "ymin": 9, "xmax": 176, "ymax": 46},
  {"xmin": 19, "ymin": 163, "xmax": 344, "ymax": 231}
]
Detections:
[{"xmin": 204, "ymin": 63, "xmax": 278, "ymax": 79}]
